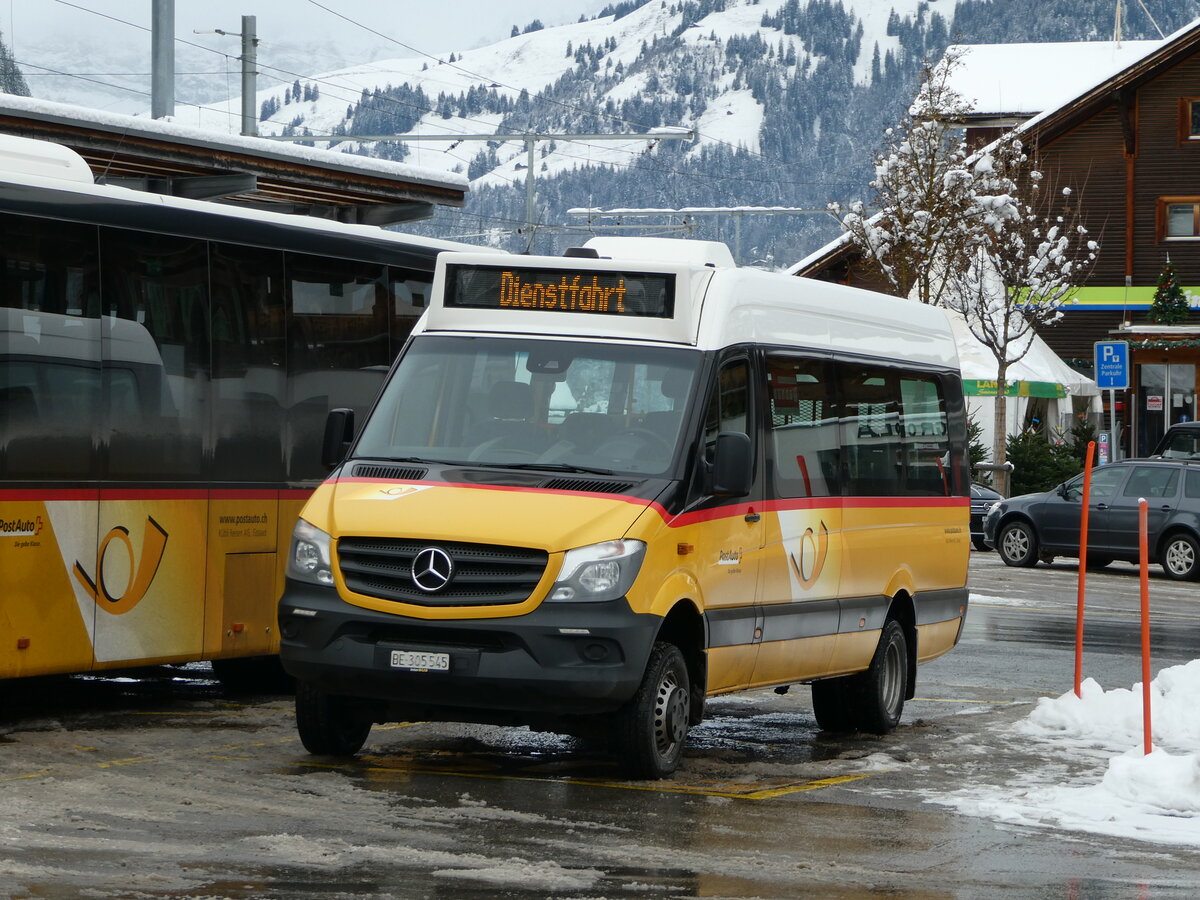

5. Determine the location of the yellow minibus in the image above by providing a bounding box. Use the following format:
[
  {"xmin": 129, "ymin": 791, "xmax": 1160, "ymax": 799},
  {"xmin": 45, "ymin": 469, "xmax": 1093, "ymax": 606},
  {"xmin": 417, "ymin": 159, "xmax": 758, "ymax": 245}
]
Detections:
[{"xmin": 279, "ymin": 237, "xmax": 970, "ymax": 777}]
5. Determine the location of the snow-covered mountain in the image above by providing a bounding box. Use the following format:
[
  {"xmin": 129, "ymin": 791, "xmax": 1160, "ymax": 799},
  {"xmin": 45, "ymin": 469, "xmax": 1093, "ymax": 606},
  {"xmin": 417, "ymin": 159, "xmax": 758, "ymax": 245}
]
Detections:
[{"xmin": 19, "ymin": 0, "xmax": 1200, "ymax": 264}]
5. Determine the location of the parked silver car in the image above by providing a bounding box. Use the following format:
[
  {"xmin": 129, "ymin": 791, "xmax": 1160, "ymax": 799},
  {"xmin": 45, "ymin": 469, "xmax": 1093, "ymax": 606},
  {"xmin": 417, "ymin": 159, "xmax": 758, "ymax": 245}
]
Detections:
[{"xmin": 983, "ymin": 459, "xmax": 1200, "ymax": 580}]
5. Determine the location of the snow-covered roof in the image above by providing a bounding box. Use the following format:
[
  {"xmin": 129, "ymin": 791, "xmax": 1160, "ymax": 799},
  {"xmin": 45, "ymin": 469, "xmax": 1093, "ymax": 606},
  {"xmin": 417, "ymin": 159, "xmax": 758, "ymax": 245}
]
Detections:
[
  {"xmin": 0, "ymin": 91, "xmax": 467, "ymax": 192},
  {"xmin": 945, "ymin": 39, "xmax": 1162, "ymax": 118}
]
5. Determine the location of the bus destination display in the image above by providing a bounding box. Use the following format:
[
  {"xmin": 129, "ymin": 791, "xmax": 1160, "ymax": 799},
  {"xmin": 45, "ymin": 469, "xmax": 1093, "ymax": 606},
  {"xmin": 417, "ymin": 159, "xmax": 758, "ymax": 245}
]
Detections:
[{"xmin": 446, "ymin": 265, "xmax": 674, "ymax": 318}]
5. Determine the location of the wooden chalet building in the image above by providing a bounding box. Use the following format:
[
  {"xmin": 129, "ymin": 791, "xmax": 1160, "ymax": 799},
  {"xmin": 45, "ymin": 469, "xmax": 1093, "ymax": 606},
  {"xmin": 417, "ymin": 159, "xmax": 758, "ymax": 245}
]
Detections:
[{"xmin": 794, "ymin": 22, "xmax": 1200, "ymax": 457}]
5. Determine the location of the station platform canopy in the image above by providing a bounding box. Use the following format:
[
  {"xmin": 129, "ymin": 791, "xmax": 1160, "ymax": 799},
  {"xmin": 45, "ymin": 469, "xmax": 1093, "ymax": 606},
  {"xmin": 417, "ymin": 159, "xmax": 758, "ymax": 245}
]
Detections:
[{"xmin": 0, "ymin": 93, "xmax": 467, "ymax": 226}]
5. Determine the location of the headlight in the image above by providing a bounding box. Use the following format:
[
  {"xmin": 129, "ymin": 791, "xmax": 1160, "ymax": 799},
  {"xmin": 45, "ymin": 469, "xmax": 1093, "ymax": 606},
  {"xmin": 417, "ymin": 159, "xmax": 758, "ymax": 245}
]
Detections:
[
  {"xmin": 548, "ymin": 539, "xmax": 645, "ymax": 603},
  {"xmin": 287, "ymin": 518, "xmax": 335, "ymax": 586}
]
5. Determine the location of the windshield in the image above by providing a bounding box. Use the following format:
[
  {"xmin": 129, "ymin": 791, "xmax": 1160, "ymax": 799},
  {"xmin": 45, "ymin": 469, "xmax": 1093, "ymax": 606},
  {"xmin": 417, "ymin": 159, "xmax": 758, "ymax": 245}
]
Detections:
[
  {"xmin": 1159, "ymin": 428, "xmax": 1200, "ymax": 459},
  {"xmin": 354, "ymin": 335, "xmax": 701, "ymax": 476}
]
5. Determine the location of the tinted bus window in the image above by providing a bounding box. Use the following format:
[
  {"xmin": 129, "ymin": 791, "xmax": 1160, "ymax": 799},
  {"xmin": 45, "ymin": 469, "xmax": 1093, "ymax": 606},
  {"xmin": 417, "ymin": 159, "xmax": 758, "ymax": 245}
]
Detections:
[
  {"xmin": 100, "ymin": 228, "xmax": 210, "ymax": 481},
  {"xmin": 285, "ymin": 253, "xmax": 389, "ymax": 480},
  {"xmin": 211, "ymin": 244, "xmax": 286, "ymax": 483},
  {"xmin": 766, "ymin": 354, "xmax": 839, "ymax": 498},
  {"xmin": 839, "ymin": 364, "xmax": 903, "ymax": 496},
  {"xmin": 703, "ymin": 359, "xmax": 750, "ymax": 465},
  {"xmin": 0, "ymin": 215, "xmax": 101, "ymax": 479},
  {"xmin": 390, "ymin": 267, "xmax": 430, "ymax": 350},
  {"xmin": 900, "ymin": 374, "xmax": 950, "ymax": 496}
]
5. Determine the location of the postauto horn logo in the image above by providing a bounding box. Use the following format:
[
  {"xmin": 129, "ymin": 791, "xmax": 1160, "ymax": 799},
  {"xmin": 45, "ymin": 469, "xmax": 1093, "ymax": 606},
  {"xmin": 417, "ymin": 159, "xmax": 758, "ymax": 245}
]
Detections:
[{"xmin": 73, "ymin": 517, "xmax": 169, "ymax": 615}]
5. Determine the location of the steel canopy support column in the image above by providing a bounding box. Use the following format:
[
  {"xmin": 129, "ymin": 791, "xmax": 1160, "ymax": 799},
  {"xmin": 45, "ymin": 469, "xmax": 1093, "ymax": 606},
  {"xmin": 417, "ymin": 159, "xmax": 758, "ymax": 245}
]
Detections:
[{"xmin": 151, "ymin": 0, "xmax": 175, "ymax": 120}]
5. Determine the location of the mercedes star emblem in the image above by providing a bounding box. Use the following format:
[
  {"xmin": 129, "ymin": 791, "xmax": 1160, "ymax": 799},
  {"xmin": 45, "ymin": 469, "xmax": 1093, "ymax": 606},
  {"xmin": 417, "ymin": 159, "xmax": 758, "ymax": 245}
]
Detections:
[{"xmin": 411, "ymin": 546, "xmax": 454, "ymax": 593}]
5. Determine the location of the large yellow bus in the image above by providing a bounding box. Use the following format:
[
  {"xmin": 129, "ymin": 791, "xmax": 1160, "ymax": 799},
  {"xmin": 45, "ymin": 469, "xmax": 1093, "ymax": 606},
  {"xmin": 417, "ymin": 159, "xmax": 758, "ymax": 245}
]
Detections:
[
  {"xmin": 279, "ymin": 237, "xmax": 971, "ymax": 777},
  {"xmin": 0, "ymin": 133, "xmax": 484, "ymax": 689}
]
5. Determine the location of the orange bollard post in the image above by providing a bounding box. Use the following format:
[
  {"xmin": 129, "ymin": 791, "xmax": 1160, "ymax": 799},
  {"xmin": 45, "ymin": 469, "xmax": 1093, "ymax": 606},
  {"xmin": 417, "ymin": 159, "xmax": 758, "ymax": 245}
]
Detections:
[
  {"xmin": 1074, "ymin": 441, "xmax": 1095, "ymax": 698},
  {"xmin": 1139, "ymin": 498, "xmax": 1152, "ymax": 755}
]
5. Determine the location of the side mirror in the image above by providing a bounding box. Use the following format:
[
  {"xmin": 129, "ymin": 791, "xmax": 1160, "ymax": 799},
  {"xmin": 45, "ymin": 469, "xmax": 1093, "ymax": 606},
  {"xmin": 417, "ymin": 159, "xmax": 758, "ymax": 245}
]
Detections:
[
  {"xmin": 321, "ymin": 408, "xmax": 355, "ymax": 469},
  {"xmin": 1057, "ymin": 482, "xmax": 1070, "ymax": 500},
  {"xmin": 711, "ymin": 431, "xmax": 752, "ymax": 497}
]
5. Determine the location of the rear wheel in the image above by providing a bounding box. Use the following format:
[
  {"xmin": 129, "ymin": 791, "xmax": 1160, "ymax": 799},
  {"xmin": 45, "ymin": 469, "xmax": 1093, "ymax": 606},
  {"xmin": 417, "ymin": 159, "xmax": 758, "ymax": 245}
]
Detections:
[
  {"xmin": 1161, "ymin": 532, "xmax": 1200, "ymax": 581},
  {"xmin": 295, "ymin": 681, "xmax": 372, "ymax": 756},
  {"xmin": 811, "ymin": 620, "xmax": 909, "ymax": 735},
  {"xmin": 615, "ymin": 642, "xmax": 690, "ymax": 779},
  {"xmin": 850, "ymin": 620, "xmax": 909, "ymax": 734},
  {"xmin": 998, "ymin": 520, "xmax": 1039, "ymax": 568}
]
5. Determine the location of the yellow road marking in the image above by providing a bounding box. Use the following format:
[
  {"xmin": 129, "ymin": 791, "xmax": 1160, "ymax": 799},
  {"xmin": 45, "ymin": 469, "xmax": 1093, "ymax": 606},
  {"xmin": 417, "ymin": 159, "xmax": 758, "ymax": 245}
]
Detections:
[{"xmin": 292, "ymin": 759, "xmax": 874, "ymax": 800}]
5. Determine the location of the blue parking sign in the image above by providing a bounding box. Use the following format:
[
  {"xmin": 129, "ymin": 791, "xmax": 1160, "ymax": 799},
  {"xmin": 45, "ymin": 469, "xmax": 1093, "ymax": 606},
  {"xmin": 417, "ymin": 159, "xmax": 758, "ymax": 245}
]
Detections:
[{"xmin": 1094, "ymin": 341, "xmax": 1130, "ymax": 390}]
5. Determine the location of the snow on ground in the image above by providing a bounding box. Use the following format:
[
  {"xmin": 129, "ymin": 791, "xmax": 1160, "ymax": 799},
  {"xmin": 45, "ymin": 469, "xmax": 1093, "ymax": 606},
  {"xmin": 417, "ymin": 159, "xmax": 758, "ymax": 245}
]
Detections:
[{"xmin": 933, "ymin": 659, "xmax": 1200, "ymax": 846}]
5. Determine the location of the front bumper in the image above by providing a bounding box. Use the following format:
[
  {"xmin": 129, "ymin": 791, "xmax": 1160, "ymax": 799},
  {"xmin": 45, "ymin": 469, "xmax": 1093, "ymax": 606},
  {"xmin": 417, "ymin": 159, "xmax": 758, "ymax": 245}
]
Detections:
[{"xmin": 278, "ymin": 579, "xmax": 660, "ymax": 720}]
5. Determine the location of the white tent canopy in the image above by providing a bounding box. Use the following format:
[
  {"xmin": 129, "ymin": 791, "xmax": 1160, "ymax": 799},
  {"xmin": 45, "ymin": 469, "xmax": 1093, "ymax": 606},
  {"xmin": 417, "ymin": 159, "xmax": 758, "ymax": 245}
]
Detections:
[
  {"xmin": 943, "ymin": 310, "xmax": 1101, "ymax": 465},
  {"xmin": 947, "ymin": 311, "xmax": 1099, "ymax": 399}
]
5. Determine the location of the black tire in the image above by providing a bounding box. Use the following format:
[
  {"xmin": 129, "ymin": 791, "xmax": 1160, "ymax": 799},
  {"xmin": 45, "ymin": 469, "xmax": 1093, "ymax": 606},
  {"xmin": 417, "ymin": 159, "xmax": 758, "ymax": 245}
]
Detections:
[
  {"xmin": 997, "ymin": 520, "xmax": 1039, "ymax": 568},
  {"xmin": 616, "ymin": 642, "xmax": 690, "ymax": 779},
  {"xmin": 849, "ymin": 620, "xmax": 909, "ymax": 734},
  {"xmin": 972, "ymin": 537, "xmax": 990, "ymax": 552},
  {"xmin": 811, "ymin": 677, "xmax": 856, "ymax": 732},
  {"xmin": 1161, "ymin": 532, "xmax": 1200, "ymax": 581},
  {"xmin": 295, "ymin": 681, "xmax": 372, "ymax": 756}
]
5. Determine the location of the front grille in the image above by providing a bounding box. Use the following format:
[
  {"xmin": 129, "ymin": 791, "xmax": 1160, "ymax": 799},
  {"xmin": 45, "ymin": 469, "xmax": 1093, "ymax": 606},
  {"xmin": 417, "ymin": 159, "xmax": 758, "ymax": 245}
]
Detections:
[{"xmin": 337, "ymin": 537, "xmax": 548, "ymax": 607}]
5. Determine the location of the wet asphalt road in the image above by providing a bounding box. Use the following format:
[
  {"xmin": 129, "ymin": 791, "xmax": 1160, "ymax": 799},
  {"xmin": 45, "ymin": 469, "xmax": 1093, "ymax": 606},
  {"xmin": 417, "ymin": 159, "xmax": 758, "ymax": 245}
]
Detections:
[{"xmin": 2, "ymin": 551, "xmax": 1199, "ymax": 899}]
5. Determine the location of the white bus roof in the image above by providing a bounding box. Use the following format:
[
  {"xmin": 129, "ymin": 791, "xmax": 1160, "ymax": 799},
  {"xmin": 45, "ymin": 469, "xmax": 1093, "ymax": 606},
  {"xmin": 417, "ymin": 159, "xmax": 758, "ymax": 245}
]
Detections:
[
  {"xmin": 0, "ymin": 134, "xmax": 496, "ymax": 259},
  {"xmin": 422, "ymin": 240, "xmax": 960, "ymax": 371}
]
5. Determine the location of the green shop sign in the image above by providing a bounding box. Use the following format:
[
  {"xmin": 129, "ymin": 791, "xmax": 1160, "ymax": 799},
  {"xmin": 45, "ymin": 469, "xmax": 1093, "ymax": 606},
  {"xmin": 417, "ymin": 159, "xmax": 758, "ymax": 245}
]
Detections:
[{"xmin": 964, "ymin": 379, "xmax": 1066, "ymax": 398}]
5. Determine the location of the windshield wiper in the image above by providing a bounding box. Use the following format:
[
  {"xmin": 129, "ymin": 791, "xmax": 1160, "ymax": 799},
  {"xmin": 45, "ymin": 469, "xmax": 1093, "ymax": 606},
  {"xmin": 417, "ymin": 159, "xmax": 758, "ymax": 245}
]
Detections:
[
  {"xmin": 485, "ymin": 462, "xmax": 617, "ymax": 476},
  {"xmin": 354, "ymin": 455, "xmax": 473, "ymax": 466}
]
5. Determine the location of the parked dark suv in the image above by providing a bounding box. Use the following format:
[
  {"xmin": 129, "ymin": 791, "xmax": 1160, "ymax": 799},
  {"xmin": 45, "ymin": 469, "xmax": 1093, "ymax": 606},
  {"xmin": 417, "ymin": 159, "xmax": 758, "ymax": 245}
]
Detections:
[
  {"xmin": 982, "ymin": 458, "xmax": 1200, "ymax": 580},
  {"xmin": 1153, "ymin": 422, "xmax": 1200, "ymax": 459}
]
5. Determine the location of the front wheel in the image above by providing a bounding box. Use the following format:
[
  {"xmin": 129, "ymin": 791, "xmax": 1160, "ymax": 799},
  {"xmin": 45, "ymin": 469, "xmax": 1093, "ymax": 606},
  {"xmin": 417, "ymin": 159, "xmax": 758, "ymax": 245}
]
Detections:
[
  {"xmin": 295, "ymin": 681, "xmax": 372, "ymax": 756},
  {"xmin": 998, "ymin": 520, "xmax": 1040, "ymax": 568},
  {"xmin": 1161, "ymin": 532, "xmax": 1200, "ymax": 581},
  {"xmin": 615, "ymin": 642, "xmax": 690, "ymax": 779}
]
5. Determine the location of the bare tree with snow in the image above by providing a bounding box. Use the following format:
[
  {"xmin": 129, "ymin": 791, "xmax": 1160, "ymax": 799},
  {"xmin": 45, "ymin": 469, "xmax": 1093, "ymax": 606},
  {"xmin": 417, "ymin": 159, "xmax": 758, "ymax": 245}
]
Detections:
[
  {"xmin": 833, "ymin": 49, "xmax": 976, "ymax": 306},
  {"xmin": 944, "ymin": 135, "xmax": 1098, "ymax": 495}
]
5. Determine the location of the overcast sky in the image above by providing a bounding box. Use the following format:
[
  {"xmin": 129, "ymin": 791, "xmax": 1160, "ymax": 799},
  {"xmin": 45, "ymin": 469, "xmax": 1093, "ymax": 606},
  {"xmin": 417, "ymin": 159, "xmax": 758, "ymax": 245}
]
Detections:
[{"xmin": 5, "ymin": 1, "xmax": 612, "ymax": 59}]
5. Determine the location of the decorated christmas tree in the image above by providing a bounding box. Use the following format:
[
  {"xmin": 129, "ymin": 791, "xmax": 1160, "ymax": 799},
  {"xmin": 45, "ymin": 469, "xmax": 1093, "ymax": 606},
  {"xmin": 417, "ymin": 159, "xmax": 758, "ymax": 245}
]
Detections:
[{"xmin": 1148, "ymin": 257, "xmax": 1191, "ymax": 325}]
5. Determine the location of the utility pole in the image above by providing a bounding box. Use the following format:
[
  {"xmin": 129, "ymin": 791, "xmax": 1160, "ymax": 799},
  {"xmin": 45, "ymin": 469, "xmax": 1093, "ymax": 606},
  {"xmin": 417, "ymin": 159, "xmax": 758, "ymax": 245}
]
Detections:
[
  {"xmin": 197, "ymin": 16, "xmax": 259, "ymax": 136},
  {"xmin": 151, "ymin": 0, "xmax": 174, "ymax": 119},
  {"xmin": 263, "ymin": 129, "xmax": 694, "ymax": 252}
]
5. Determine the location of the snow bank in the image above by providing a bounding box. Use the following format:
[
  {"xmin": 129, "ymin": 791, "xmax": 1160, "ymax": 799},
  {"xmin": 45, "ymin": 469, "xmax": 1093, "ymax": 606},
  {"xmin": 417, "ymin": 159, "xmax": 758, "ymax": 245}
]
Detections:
[{"xmin": 940, "ymin": 660, "xmax": 1200, "ymax": 845}]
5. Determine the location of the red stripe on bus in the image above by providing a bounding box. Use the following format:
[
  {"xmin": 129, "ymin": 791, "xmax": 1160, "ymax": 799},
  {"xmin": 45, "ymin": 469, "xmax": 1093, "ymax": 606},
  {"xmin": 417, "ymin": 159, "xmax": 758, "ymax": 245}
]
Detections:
[
  {"xmin": 0, "ymin": 488, "xmax": 315, "ymax": 502},
  {"xmin": 0, "ymin": 489, "xmax": 100, "ymax": 501}
]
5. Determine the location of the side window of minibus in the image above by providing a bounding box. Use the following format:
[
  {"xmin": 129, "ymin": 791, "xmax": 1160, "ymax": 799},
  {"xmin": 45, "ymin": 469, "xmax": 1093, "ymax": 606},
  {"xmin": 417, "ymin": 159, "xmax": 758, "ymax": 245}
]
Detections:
[
  {"xmin": 703, "ymin": 358, "xmax": 750, "ymax": 465},
  {"xmin": 766, "ymin": 354, "xmax": 839, "ymax": 498}
]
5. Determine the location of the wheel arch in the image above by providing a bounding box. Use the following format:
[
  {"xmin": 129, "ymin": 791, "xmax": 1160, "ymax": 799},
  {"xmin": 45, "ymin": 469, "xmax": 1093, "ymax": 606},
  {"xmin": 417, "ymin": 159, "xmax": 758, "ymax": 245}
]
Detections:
[
  {"xmin": 655, "ymin": 599, "xmax": 707, "ymax": 724},
  {"xmin": 886, "ymin": 591, "xmax": 918, "ymax": 701}
]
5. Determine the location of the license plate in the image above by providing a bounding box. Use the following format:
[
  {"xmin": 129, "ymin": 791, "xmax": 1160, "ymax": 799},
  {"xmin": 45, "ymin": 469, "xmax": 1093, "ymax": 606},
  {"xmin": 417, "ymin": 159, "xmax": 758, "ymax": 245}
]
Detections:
[{"xmin": 389, "ymin": 649, "xmax": 450, "ymax": 672}]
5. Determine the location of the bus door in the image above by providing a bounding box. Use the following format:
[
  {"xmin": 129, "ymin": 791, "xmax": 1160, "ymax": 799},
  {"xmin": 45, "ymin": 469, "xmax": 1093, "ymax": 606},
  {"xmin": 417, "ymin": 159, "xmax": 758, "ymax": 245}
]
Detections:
[
  {"xmin": 91, "ymin": 234, "xmax": 210, "ymax": 668},
  {"xmin": 692, "ymin": 355, "xmax": 765, "ymax": 693},
  {"xmin": 752, "ymin": 354, "xmax": 843, "ymax": 686},
  {"xmin": 0, "ymin": 309, "xmax": 102, "ymax": 678}
]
